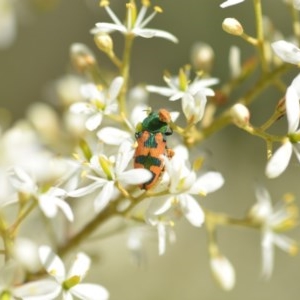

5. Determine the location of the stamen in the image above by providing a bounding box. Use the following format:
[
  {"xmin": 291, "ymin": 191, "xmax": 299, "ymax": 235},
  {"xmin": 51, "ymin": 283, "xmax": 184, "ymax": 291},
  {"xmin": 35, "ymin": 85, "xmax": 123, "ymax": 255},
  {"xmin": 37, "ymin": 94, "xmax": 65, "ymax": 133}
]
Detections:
[
  {"xmin": 126, "ymin": 2, "xmax": 137, "ymax": 30},
  {"xmin": 100, "ymin": 0, "xmax": 110, "ymax": 7},
  {"xmin": 283, "ymin": 193, "xmax": 295, "ymax": 203},
  {"xmin": 179, "ymin": 68, "xmax": 189, "ymax": 91},
  {"xmin": 105, "ymin": 4, "xmax": 124, "ymax": 27},
  {"xmin": 141, "ymin": 0, "xmax": 151, "ymax": 7},
  {"xmin": 134, "ymin": 4, "xmax": 148, "ymax": 28},
  {"xmin": 154, "ymin": 6, "xmax": 163, "ymax": 13},
  {"xmin": 289, "ymin": 244, "xmax": 298, "ymax": 256},
  {"xmin": 139, "ymin": 6, "xmax": 161, "ymax": 28}
]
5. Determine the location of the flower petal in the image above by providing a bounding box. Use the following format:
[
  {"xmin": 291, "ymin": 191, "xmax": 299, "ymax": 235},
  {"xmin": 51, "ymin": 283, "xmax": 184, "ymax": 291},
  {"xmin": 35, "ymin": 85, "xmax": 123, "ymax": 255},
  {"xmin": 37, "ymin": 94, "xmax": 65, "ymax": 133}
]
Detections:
[
  {"xmin": 86, "ymin": 113, "xmax": 102, "ymax": 131},
  {"xmin": 94, "ymin": 181, "xmax": 115, "ymax": 213},
  {"xmin": 93, "ymin": 22, "xmax": 126, "ymax": 34},
  {"xmin": 108, "ymin": 76, "xmax": 124, "ymax": 100},
  {"xmin": 210, "ymin": 255, "xmax": 235, "ymax": 290},
  {"xmin": 70, "ymin": 103, "xmax": 93, "ymax": 114},
  {"xmin": 271, "ymin": 40, "xmax": 300, "ymax": 64},
  {"xmin": 68, "ymin": 181, "xmax": 104, "ymax": 198},
  {"xmin": 39, "ymin": 245, "xmax": 66, "ymax": 282},
  {"xmin": 14, "ymin": 279, "xmax": 61, "ymax": 300},
  {"xmin": 220, "ymin": 0, "xmax": 245, "ymax": 8},
  {"xmin": 261, "ymin": 230, "xmax": 274, "ymax": 280},
  {"xmin": 180, "ymin": 194, "xmax": 205, "ymax": 227},
  {"xmin": 97, "ymin": 127, "xmax": 131, "ymax": 145},
  {"xmin": 250, "ymin": 184, "xmax": 273, "ymax": 221},
  {"xmin": 134, "ymin": 28, "xmax": 178, "ymax": 43},
  {"xmin": 118, "ymin": 169, "xmax": 153, "ymax": 185},
  {"xmin": 147, "ymin": 197, "xmax": 172, "ymax": 216},
  {"xmin": 115, "ymin": 140, "xmax": 135, "ymax": 173},
  {"xmin": 146, "ymin": 85, "xmax": 175, "ymax": 97},
  {"xmin": 265, "ymin": 142, "xmax": 293, "ymax": 178},
  {"xmin": 67, "ymin": 252, "xmax": 91, "ymax": 280},
  {"xmin": 70, "ymin": 283, "xmax": 109, "ymax": 300},
  {"xmin": 8, "ymin": 167, "xmax": 36, "ymax": 194},
  {"xmin": 190, "ymin": 172, "xmax": 224, "ymax": 195},
  {"xmin": 285, "ymin": 86, "xmax": 300, "ymax": 133}
]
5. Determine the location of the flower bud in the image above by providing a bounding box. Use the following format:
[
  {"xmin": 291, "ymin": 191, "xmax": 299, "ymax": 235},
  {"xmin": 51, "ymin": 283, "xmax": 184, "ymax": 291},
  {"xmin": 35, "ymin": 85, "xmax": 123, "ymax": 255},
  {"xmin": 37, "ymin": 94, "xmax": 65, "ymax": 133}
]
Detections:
[
  {"xmin": 190, "ymin": 42, "xmax": 215, "ymax": 72},
  {"xmin": 94, "ymin": 33, "xmax": 113, "ymax": 54},
  {"xmin": 230, "ymin": 103, "xmax": 250, "ymax": 127},
  {"xmin": 210, "ymin": 255, "xmax": 235, "ymax": 291},
  {"xmin": 70, "ymin": 43, "xmax": 97, "ymax": 73},
  {"xmin": 222, "ymin": 18, "xmax": 244, "ymax": 36}
]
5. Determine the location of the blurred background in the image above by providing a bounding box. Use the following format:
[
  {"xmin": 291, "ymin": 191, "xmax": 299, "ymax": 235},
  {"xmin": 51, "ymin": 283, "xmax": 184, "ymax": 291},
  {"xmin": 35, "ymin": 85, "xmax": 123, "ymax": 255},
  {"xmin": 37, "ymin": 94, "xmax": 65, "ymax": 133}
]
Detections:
[{"xmin": 1, "ymin": 0, "xmax": 300, "ymax": 299}]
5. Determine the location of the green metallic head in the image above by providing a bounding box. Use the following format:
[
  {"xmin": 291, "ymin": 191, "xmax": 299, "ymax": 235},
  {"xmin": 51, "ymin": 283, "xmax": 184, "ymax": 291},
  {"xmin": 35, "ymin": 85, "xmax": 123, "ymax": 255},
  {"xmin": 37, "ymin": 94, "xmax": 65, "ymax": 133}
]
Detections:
[{"xmin": 136, "ymin": 109, "xmax": 172, "ymax": 135}]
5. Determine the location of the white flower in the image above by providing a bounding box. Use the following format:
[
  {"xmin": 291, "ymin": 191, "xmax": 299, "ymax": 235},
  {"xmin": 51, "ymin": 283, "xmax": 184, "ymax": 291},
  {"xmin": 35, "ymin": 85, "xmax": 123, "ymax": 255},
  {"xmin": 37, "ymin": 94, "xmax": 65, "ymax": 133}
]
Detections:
[
  {"xmin": 126, "ymin": 227, "xmax": 148, "ymax": 265},
  {"xmin": 68, "ymin": 141, "xmax": 152, "ymax": 212},
  {"xmin": 91, "ymin": 1, "xmax": 178, "ymax": 43},
  {"xmin": 70, "ymin": 77, "xmax": 123, "ymax": 131},
  {"xmin": 220, "ymin": 0, "xmax": 245, "ymax": 8},
  {"xmin": 293, "ymin": 0, "xmax": 300, "ymax": 9},
  {"xmin": 250, "ymin": 185, "xmax": 298, "ymax": 279},
  {"xmin": 229, "ymin": 45, "xmax": 241, "ymax": 78},
  {"xmin": 0, "ymin": 0, "xmax": 17, "ymax": 48},
  {"xmin": 147, "ymin": 147, "xmax": 224, "ymax": 228},
  {"xmin": 146, "ymin": 209, "xmax": 177, "ymax": 256},
  {"xmin": 38, "ymin": 245, "xmax": 109, "ymax": 300},
  {"xmin": 1, "ymin": 122, "xmax": 72, "ymax": 183},
  {"xmin": 210, "ymin": 255, "xmax": 235, "ymax": 291},
  {"xmin": 271, "ymin": 40, "xmax": 300, "ymax": 65},
  {"xmin": 8, "ymin": 167, "xmax": 74, "ymax": 222},
  {"xmin": 266, "ymin": 75, "xmax": 300, "ymax": 178},
  {"xmin": 0, "ymin": 261, "xmax": 59, "ymax": 300},
  {"xmin": 147, "ymin": 69, "xmax": 218, "ymax": 123}
]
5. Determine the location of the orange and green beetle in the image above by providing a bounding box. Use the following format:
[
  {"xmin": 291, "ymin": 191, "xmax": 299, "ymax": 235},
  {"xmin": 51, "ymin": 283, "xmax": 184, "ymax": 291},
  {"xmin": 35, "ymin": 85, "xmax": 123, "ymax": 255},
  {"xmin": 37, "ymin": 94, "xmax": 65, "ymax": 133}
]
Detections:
[{"xmin": 134, "ymin": 109, "xmax": 174, "ymax": 190}]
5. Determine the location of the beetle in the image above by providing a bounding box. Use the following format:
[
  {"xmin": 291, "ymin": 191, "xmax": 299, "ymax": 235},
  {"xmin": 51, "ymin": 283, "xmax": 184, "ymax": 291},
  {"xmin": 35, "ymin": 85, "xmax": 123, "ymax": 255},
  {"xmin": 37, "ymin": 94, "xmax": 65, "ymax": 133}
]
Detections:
[{"xmin": 134, "ymin": 109, "xmax": 174, "ymax": 190}]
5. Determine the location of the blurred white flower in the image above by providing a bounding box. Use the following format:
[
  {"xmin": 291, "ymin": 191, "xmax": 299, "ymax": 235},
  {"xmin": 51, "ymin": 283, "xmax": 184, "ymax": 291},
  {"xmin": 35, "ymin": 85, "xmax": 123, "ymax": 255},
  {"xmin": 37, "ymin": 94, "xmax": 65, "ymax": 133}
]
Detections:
[
  {"xmin": 39, "ymin": 245, "xmax": 109, "ymax": 300},
  {"xmin": 55, "ymin": 74, "xmax": 86, "ymax": 107},
  {"xmin": 147, "ymin": 69, "xmax": 218, "ymax": 123},
  {"xmin": 249, "ymin": 185, "xmax": 298, "ymax": 279},
  {"xmin": 126, "ymin": 226, "xmax": 149, "ymax": 265},
  {"xmin": 69, "ymin": 140, "xmax": 152, "ymax": 212},
  {"xmin": 1, "ymin": 122, "xmax": 73, "ymax": 183},
  {"xmin": 271, "ymin": 40, "xmax": 300, "ymax": 65},
  {"xmin": 91, "ymin": 1, "xmax": 178, "ymax": 43},
  {"xmin": 8, "ymin": 167, "xmax": 74, "ymax": 222},
  {"xmin": 0, "ymin": 261, "xmax": 59, "ymax": 299},
  {"xmin": 70, "ymin": 77, "xmax": 123, "ymax": 131},
  {"xmin": 293, "ymin": 0, "xmax": 300, "ymax": 9},
  {"xmin": 0, "ymin": 0, "xmax": 17, "ymax": 49},
  {"xmin": 266, "ymin": 74, "xmax": 300, "ymax": 178},
  {"xmin": 210, "ymin": 255, "xmax": 235, "ymax": 291},
  {"xmin": 229, "ymin": 45, "xmax": 241, "ymax": 78},
  {"xmin": 13, "ymin": 238, "xmax": 40, "ymax": 273},
  {"xmin": 146, "ymin": 208, "xmax": 177, "ymax": 255}
]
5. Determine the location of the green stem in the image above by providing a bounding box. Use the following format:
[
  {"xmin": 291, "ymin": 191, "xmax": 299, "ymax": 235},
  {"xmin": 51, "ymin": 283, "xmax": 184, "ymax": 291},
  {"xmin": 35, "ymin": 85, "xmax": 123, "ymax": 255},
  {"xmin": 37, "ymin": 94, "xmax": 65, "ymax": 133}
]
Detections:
[
  {"xmin": 253, "ymin": 0, "xmax": 268, "ymax": 72},
  {"xmin": 205, "ymin": 209, "xmax": 260, "ymax": 230},
  {"xmin": 8, "ymin": 201, "xmax": 37, "ymax": 237},
  {"xmin": 57, "ymin": 202, "xmax": 117, "ymax": 257},
  {"xmin": 196, "ymin": 64, "xmax": 290, "ymax": 143},
  {"xmin": 242, "ymin": 124, "xmax": 285, "ymax": 142}
]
